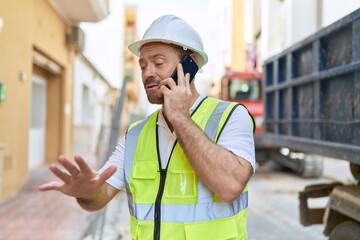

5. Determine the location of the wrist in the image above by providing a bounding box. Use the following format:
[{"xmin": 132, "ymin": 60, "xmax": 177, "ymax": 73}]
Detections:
[
  {"xmin": 172, "ymin": 113, "xmax": 191, "ymax": 130},
  {"xmin": 76, "ymin": 193, "xmax": 98, "ymax": 206},
  {"xmin": 76, "ymin": 190, "xmax": 106, "ymax": 211},
  {"xmin": 76, "ymin": 186, "xmax": 105, "ymax": 205}
]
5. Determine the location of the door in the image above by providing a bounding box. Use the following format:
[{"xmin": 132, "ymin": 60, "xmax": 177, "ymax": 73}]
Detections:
[{"xmin": 28, "ymin": 75, "xmax": 47, "ymax": 169}]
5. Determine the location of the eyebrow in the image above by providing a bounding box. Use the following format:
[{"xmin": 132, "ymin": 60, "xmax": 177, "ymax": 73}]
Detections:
[{"xmin": 139, "ymin": 53, "xmax": 166, "ymax": 64}]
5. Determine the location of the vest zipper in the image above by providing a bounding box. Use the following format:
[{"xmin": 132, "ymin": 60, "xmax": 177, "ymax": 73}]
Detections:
[
  {"xmin": 154, "ymin": 168, "xmax": 167, "ymax": 240},
  {"xmin": 154, "ymin": 123, "xmax": 178, "ymax": 240}
]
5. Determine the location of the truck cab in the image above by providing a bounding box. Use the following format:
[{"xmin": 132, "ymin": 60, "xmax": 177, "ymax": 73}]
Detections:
[{"xmin": 220, "ymin": 68, "xmax": 263, "ymax": 134}]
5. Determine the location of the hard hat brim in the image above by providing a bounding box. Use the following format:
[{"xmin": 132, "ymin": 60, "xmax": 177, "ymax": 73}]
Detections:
[{"xmin": 128, "ymin": 38, "xmax": 208, "ymax": 68}]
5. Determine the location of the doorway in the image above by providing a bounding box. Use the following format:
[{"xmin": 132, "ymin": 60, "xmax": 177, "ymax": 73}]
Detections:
[{"xmin": 28, "ymin": 75, "xmax": 47, "ymax": 169}]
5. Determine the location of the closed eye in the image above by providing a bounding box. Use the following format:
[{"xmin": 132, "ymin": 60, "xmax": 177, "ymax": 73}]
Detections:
[
  {"xmin": 155, "ymin": 63, "xmax": 164, "ymax": 68},
  {"xmin": 140, "ymin": 64, "xmax": 146, "ymax": 70}
]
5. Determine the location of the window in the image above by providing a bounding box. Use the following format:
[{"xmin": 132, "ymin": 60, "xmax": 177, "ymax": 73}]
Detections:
[{"xmin": 229, "ymin": 78, "xmax": 260, "ymax": 100}]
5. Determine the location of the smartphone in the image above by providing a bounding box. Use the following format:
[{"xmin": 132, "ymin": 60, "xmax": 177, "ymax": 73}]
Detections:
[{"xmin": 170, "ymin": 54, "xmax": 199, "ymax": 84}]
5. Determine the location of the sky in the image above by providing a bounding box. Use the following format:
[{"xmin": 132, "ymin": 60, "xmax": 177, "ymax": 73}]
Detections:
[{"xmin": 81, "ymin": 0, "xmax": 214, "ymax": 92}]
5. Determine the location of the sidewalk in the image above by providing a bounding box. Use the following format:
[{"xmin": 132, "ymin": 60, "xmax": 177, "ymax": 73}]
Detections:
[
  {"xmin": 0, "ymin": 152, "xmax": 112, "ymax": 240},
  {"xmin": 0, "ymin": 161, "xmax": 92, "ymax": 240},
  {"xmin": 82, "ymin": 191, "xmax": 131, "ymax": 240}
]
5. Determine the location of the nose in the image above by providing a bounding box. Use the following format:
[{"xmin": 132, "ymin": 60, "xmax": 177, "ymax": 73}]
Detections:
[{"xmin": 141, "ymin": 64, "xmax": 156, "ymax": 80}]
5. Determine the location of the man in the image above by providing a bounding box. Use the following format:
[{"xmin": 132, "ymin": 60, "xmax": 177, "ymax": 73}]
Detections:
[{"xmin": 39, "ymin": 15, "xmax": 255, "ymax": 240}]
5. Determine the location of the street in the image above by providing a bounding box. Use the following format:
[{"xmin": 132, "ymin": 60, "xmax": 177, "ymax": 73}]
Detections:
[
  {"xmin": 83, "ymin": 157, "xmax": 355, "ymax": 240},
  {"xmin": 247, "ymin": 162, "xmax": 330, "ymax": 240}
]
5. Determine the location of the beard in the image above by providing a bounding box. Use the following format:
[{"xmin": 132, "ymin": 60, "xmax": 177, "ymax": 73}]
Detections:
[
  {"xmin": 144, "ymin": 78, "xmax": 164, "ymax": 104},
  {"xmin": 146, "ymin": 93, "xmax": 164, "ymax": 104}
]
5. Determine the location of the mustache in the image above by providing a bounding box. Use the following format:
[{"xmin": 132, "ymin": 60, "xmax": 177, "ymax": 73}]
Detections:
[{"xmin": 144, "ymin": 78, "xmax": 161, "ymax": 87}]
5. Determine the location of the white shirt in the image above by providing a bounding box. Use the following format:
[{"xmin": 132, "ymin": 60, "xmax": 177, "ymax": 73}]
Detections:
[{"xmin": 100, "ymin": 94, "xmax": 255, "ymax": 190}]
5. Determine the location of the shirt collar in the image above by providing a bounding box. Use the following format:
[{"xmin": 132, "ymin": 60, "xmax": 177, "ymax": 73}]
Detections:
[{"xmin": 157, "ymin": 93, "xmax": 207, "ymax": 129}]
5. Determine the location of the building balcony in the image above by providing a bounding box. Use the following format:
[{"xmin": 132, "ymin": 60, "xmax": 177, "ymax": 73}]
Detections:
[{"xmin": 48, "ymin": 0, "xmax": 110, "ymax": 25}]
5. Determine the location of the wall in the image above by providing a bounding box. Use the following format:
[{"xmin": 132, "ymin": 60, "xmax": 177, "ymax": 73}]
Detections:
[
  {"xmin": 0, "ymin": 0, "xmax": 32, "ymax": 197},
  {"xmin": 231, "ymin": 0, "xmax": 246, "ymax": 71},
  {"xmin": 0, "ymin": 0, "xmax": 71, "ymax": 198},
  {"xmin": 284, "ymin": 0, "xmax": 318, "ymax": 47},
  {"xmin": 73, "ymin": 54, "xmax": 113, "ymax": 156},
  {"xmin": 322, "ymin": 0, "xmax": 360, "ymax": 27},
  {"xmin": 259, "ymin": 0, "xmax": 360, "ymax": 63},
  {"xmin": 207, "ymin": 0, "xmax": 233, "ymax": 85}
]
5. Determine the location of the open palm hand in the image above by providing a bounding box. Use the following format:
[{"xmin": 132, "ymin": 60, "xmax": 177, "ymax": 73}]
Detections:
[{"xmin": 38, "ymin": 155, "xmax": 116, "ymax": 199}]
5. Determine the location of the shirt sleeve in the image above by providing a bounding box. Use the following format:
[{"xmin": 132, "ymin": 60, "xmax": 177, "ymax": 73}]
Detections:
[
  {"xmin": 98, "ymin": 136, "xmax": 126, "ymax": 190},
  {"xmin": 216, "ymin": 105, "xmax": 256, "ymax": 172}
]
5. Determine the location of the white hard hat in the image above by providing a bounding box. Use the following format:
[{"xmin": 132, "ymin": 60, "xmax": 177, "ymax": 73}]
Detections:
[{"xmin": 128, "ymin": 14, "xmax": 208, "ymax": 68}]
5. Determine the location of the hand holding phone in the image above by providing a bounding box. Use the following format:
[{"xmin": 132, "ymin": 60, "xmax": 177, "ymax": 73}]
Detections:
[{"xmin": 171, "ymin": 55, "xmax": 199, "ymax": 84}]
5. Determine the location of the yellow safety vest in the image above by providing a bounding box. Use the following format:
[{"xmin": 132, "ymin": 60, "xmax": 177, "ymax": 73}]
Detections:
[{"xmin": 124, "ymin": 97, "xmax": 253, "ymax": 240}]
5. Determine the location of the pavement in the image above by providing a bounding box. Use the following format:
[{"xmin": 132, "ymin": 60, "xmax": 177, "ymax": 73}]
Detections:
[
  {"xmin": 0, "ymin": 154, "xmax": 131, "ymax": 240},
  {"xmin": 247, "ymin": 162, "xmax": 329, "ymax": 240},
  {"xmin": 0, "ymin": 164, "xmax": 92, "ymax": 240},
  {"xmin": 0, "ymin": 155, "xmax": 356, "ymax": 240}
]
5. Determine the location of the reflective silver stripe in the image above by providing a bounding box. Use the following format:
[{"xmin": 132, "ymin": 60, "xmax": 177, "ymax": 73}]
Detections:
[
  {"xmin": 132, "ymin": 191, "xmax": 248, "ymax": 222},
  {"xmin": 203, "ymin": 100, "xmax": 231, "ymax": 140}
]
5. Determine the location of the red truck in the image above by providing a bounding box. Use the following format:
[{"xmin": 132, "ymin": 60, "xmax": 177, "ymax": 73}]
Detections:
[{"xmin": 220, "ymin": 68, "xmax": 263, "ymax": 134}]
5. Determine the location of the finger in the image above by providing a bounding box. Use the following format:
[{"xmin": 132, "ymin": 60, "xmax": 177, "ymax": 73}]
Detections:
[
  {"xmin": 74, "ymin": 155, "xmax": 93, "ymax": 175},
  {"xmin": 177, "ymin": 63, "xmax": 185, "ymax": 86},
  {"xmin": 160, "ymin": 78, "xmax": 176, "ymax": 89},
  {"xmin": 159, "ymin": 84, "xmax": 170, "ymax": 96},
  {"xmin": 184, "ymin": 73, "xmax": 190, "ymax": 89},
  {"xmin": 58, "ymin": 156, "xmax": 80, "ymax": 177},
  {"xmin": 159, "ymin": 80, "xmax": 174, "ymax": 99},
  {"xmin": 99, "ymin": 166, "xmax": 117, "ymax": 182},
  {"xmin": 38, "ymin": 181, "xmax": 63, "ymax": 191},
  {"xmin": 49, "ymin": 164, "xmax": 71, "ymax": 183}
]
